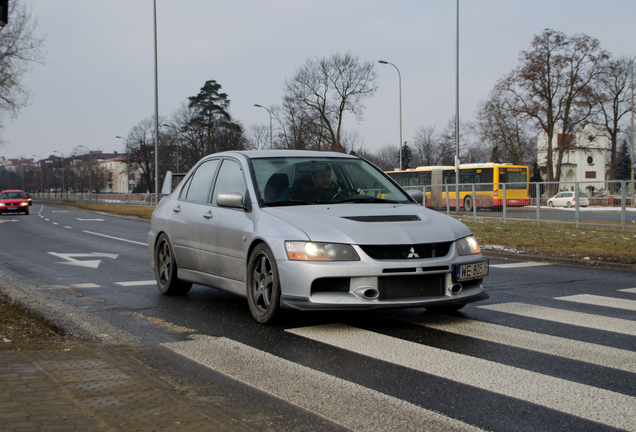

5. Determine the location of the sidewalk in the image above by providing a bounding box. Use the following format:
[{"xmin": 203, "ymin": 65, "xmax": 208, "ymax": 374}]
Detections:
[{"xmin": 0, "ymin": 343, "xmax": 251, "ymax": 432}]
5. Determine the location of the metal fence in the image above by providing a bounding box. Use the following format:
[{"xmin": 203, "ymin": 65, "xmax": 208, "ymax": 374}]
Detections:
[
  {"xmin": 30, "ymin": 192, "xmax": 160, "ymax": 206},
  {"xmin": 410, "ymin": 180, "xmax": 636, "ymax": 230}
]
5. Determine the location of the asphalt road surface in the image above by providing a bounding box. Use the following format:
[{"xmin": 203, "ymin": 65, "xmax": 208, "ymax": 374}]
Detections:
[{"xmin": 1, "ymin": 204, "xmax": 635, "ymax": 431}]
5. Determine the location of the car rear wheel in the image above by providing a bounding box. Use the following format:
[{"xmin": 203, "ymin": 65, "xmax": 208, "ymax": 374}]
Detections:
[
  {"xmin": 154, "ymin": 233, "xmax": 192, "ymax": 295},
  {"xmin": 247, "ymin": 244, "xmax": 281, "ymax": 324},
  {"xmin": 548, "ymin": 201, "xmax": 554, "ymax": 207},
  {"xmin": 566, "ymin": 201, "xmax": 572, "ymax": 208}
]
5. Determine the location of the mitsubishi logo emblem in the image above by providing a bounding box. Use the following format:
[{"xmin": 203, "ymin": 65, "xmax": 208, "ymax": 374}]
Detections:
[{"xmin": 407, "ymin": 247, "xmax": 419, "ymax": 259}]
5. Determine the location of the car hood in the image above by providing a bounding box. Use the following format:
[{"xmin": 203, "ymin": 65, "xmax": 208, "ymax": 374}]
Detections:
[{"xmin": 261, "ymin": 204, "xmax": 471, "ymax": 245}]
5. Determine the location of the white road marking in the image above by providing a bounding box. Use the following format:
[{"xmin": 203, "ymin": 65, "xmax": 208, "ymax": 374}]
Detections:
[
  {"xmin": 44, "ymin": 218, "xmax": 49, "ymax": 221},
  {"xmin": 556, "ymin": 294, "xmax": 636, "ymax": 311},
  {"xmin": 0, "ymin": 220, "xmax": 19, "ymax": 223},
  {"xmin": 489, "ymin": 261, "xmax": 552, "ymax": 269},
  {"xmin": 76, "ymin": 218, "xmax": 104, "ymax": 221},
  {"xmin": 52, "ymin": 211, "xmax": 68, "ymax": 213},
  {"xmin": 83, "ymin": 230, "xmax": 148, "ymax": 246},
  {"xmin": 38, "ymin": 283, "xmax": 100, "ymax": 289},
  {"xmin": 287, "ymin": 324, "xmax": 636, "ymax": 431},
  {"xmin": 64, "ymin": 226, "xmax": 72, "ymax": 229},
  {"xmin": 400, "ymin": 314, "xmax": 636, "ymax": 373},
  {"xmin": 478, "ymin": 302, "xmax": 636, "ymax": 336},
  {"xmin": 115, "ymin": 280, "xmax": 157, "ymax": 286},
  {"xmin": 164, "ymin": 338, "xmax": 481, "ymax": 432},
  {"xmin": 47, "ymin": 252, "xmax": 119, "ymax": 269},
  {"xmin": 619, "ymin": 288, "xmax": 636, "ymax": 294},
  {"xmin": 52, "ymin": 222, "xmax": 59, "ymax": 225}
]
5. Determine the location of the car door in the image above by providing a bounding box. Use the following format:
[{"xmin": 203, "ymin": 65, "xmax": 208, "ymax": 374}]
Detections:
[
  {"xmin": 199, "ymin": 158, "xmax": 249, "ymax": 282},
  {"xmin": 554, "ymin": 192, "xmax": 565, "ymax": 206},
  {"xmin": 167, "ymin": 159, "xmax": 220, "ymax": 271}
]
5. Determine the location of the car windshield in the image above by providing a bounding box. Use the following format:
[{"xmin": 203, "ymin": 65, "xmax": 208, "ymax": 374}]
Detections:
[
  {"xmin": 0, "ymin": 192, "xmax": 24, "ymax": 199},
  {"xmin": 250, "ymin": 157, "xmax": 412, "ymax": 206}
]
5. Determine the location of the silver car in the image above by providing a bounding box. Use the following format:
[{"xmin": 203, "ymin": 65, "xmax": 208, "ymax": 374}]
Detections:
[{"xmin": 148, "ymin": 151, "xmax": 489, "ymax": 323}]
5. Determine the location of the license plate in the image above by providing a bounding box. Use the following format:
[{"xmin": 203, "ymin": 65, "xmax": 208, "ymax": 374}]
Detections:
[
  {"xmin": 455, "ymin": 261, "xmax": 489, "ymax": 282},
  {"xmin": 510, "ymin": 199, "xmax": 517, "ymax": 203},
  {"xmin": 8, "ymin": 207, "xmax": 17, "ymax": 210}
]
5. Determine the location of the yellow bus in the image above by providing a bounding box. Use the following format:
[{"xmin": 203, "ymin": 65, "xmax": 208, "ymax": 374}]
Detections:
[{"xmin": 386, "ymin": 163, "xmax": 530, "ymax": 211}]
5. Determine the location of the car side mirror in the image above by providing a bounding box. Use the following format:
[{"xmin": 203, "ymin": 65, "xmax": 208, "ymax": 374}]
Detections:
[
  {"xmin": 407, "ymin": 190, "xmax": 423, "ymax": 204},
  {"xmin": 217, "ymin": 192, "xmax": 246, "ymax": 209},
  {"xmin": 161, "ymin": 171, "xmax": 173, "ymax": 195}
]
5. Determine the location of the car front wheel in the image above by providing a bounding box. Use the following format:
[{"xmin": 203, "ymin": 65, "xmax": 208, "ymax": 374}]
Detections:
[
  {"xmin": 154, "ymin": 233, "xmax": 192, "ymax": 295},
  {"xmin": 247, "ymin": 244, "xmax": 281, "ymax": 324}
]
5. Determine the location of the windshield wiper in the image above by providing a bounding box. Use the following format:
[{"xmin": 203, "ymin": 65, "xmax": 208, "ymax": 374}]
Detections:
[
  {"xmin": 333, "ymin": 196, "xmax": 402, "ymax": 204},
  {"xmin": 263, "ymin": 200, "xmax": 315, "ymax": 207}
]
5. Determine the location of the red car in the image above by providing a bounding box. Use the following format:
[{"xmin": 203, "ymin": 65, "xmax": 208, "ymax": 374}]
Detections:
[{"xmin": 0, "ymin": 189, "xmax": 30, "ymax": 215}]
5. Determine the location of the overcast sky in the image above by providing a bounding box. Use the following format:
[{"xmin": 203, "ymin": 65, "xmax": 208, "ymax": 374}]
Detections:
[{"xmin": 1, "ymin": 0, "xmax": 635, "ymax": 161}]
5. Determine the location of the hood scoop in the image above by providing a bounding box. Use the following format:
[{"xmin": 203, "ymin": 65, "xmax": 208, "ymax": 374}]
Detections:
[{"xmin": 342, "ymin": 215, "xmax": 421, "ymax": 223}]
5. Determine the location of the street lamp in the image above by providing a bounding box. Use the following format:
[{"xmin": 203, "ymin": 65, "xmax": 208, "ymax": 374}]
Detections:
[
  {"xmin": 378, "ymin": 60, "xmax": 403, "ymax": 171},
  {"xmin": 52, "ymin": 150, "xmax": 65, "ymax": 197},
  {"xmin": 33, "ymin": 155, "xmax": 43, "ymax": 193},
  {"xmin": 254, "ymin": 104, "xmax": 273, "ymax": 149},
  {"xmin": 78, "ymin": 145, "xmax": 92, "ymax": 195},
  {"xmin": 116, "ymin": 136, "xmax": 129, "ymax": 194},
  {"xmin": 631, "ymin": 56, "xmax": 635, "ymax": 207}
]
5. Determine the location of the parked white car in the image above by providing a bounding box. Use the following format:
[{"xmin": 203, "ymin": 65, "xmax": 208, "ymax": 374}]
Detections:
[{"xmin": 547, "ymin": 191, "xmax": 589, "ymax": 208}]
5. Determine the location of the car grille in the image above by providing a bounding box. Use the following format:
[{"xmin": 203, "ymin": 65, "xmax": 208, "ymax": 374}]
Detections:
[
  {"xmin": 359, "ymin": 242, "xmax": 452, "ymax": 260},
  {"xmin": 378, "ymin": 275, "xmax": 444, "ymax": 299}
]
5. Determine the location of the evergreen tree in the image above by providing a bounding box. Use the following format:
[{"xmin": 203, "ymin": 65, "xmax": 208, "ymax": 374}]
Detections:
[
  {"xmin": 401, "ymin": 143, "xmax": 413, "ymax": 169},
  {"xmin": 616, "ymin": 139, "xmax": 631, "ymax": 181}
]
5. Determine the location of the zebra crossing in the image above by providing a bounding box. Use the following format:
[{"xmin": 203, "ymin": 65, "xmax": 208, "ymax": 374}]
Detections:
[{"xmin": 162, "ymin": 277, "xmax": 636, "ymax": 431}]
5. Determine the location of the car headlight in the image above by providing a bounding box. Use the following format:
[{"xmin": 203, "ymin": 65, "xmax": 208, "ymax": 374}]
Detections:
[
  {"xmin": 285, "ymin": 241, "xmax": 360, "ymax": 261},
  {"xmin": 456, "ymin": 235, "xmax": 481, "ymax": 256},
  {"xmin": 0, "ymin": 203, "xmax": 4, "ymax": 207}
]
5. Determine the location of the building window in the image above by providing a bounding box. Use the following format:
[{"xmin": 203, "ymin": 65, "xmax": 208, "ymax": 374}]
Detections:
[{"xmin": 585, "ymin": 171, "xmax": 596, "ymax": 179}]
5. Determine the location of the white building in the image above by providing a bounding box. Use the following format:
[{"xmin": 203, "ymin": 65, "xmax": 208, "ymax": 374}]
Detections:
[{"xmin": 537, "ymin": 123, "xmax": 609, "ymax": 183}]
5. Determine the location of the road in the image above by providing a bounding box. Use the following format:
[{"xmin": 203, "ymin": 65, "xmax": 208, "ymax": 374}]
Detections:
[{"xmin": 1, "ymin": 204, "xmax": 635, "ymax": 431}]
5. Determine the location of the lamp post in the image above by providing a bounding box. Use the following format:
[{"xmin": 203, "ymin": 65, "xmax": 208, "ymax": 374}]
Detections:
[
  {"xmin": 116, "ymin": 136, "xmax": 129, "ymax": 194},
  {"xmin": 378, "ymin": 60, "xmax": 403, "ymax": 171},
  {"xmin": 33, "ymin": 155, "xmax": 43, "ymax": 193},
  {"xmin": 153, "ymin": 0, "xmax": 160, "ymax": 202},
  {"xmin": 78, "ymin": 145, "xmax": 92, "ymax": 196},
  {"xmin": 631, "ymin": 56, "xmax": 635, "ymax": 207},
  {"xmin": 254, "ymin": 104, "xmax": 273, "ymax": 149},
  {"xmin": 454, "ymin": 0, "xmax": 460, "ymax": 213},
  {"xmin": 52, "ymin": 150, "xmax": 65, "ymax": 198}
]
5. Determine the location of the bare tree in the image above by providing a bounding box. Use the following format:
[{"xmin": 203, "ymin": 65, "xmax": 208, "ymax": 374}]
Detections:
[
  {"xmin": 0, "ymin": 0, "xmax": 45, "ymax": 128},
  {"xmin": 411, "ymin": 126, "xmax": 443, "ymax": 166},
  {"xmin": 501, "ymin": 29, "xmax": 609, "ymax": 181},
  {"xmin": 475, "ymin": 87, "xmax": 533, "ymax": 165},
  {"xmin": 439, "ymin": 116, "xmax": 471, "ymax": 166},
  {"xmin": 592, "ymin": 57, "xmax": 632, "ymax": 182},
  {"xmin": 283, "ymin": 52, "xmax": 378, "ymax": 153},
  {"xmin": 246, "ymin": 123, "xmax": 271, "ymax": 150},
  {"xmin": 360, "ymin": 144, "xmax": 399, "ymax": 171},
  {"xmin": 124, "ymin": 118, "xmax": 156, "ymax": 193}
]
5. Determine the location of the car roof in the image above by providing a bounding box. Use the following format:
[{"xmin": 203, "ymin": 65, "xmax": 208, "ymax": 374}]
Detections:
[
  {"xmin": 0, "ymin": 189, "xmax": 25, "ymax": 193},
  {"xmin": 204, "ymin": 150, "xmax": 359, "ymax": 160}
]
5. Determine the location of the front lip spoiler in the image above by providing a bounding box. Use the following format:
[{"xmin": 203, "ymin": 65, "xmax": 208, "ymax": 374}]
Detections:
[{"xmin": 280, "ymin": 291, "xmax": 490, "ymax": 311}]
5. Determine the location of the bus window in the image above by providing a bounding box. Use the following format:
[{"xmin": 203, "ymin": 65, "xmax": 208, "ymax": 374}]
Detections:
[
  {"xmin": 443, "ymin": 170, "xmax": 456, "ymax": 185},
  {"xmin": 417, "ymin": 172, "xmax": 431, "ymax": 186},
  {"xmin": 499, "ymin": 168, "xmax": 527, "ymax": 189}
]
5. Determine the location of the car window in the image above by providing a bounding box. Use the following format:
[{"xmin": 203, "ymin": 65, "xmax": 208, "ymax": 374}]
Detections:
[
  {"xmin": 0, "ymin": 192, "xmax": 24, "ymax": 199},
  {"xmin": 212, "ymin": 159, "xmax": 247, "ymax": 205},
  {"xmin": 184, "ymin": 159, "xmax": 220, "ymax": 203}
]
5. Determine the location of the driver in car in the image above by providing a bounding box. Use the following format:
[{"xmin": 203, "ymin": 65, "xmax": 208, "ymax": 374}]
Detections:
[{"xmin": 289, "ymin": 164, "xmax": 363, "ymax": 203}]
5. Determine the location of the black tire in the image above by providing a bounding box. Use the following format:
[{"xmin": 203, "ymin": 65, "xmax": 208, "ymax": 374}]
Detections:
[
  {"xmin": 24, "ymin": 208, "xmax": 29, "ymax": 215},
  {"xmin": 464, "ymin": 196, "xmax": 473, "ymax": 212},
  {"xmin": 246, "ymin": 243, "xmax": 281, "ymax": 324},
  {"xmin": 548, "ymin": 201, "xmax": 554, "ymax": 207},
  {"xmin": 566, "ymin": 201, "xmax": 572, "ymax": 208},
  {"xmin": 425, "ymin": 303, "xmax": 466, "ymax": 313},
  {"xmin": 154, "ymin": 233, "xmax": 192, "ymax": 295}
]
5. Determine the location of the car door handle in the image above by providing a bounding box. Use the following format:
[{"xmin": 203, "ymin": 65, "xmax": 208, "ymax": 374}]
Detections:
[
  {"xmin": 203, "ymin": 210, "xmax": 213, "ymax": 219},
  {"xmin": 173, "ymin": 205, "xmax": 181, "ymax": 213}
]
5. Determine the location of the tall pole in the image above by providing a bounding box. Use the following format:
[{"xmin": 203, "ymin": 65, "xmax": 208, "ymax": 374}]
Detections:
[
  {"xmin": 254, "ymin": 104, "xmax": 273, "ymax": 149},
  {"xmin": 33, "ymin": 155, "xmax": 43, "ymax": 193},
  {"xmin": 116, "ymin": 136, "xmax": 129, "ymax": 193},
  {"xmin": 153, "ymin": 0, "xmax": 160, "ymax": 201},
  {"xmin": 631, "ymin": 57, "xmax": 635, "ymax": 207},
  {"xmin": 455, "ymin": 0, "xmax": 460, "ymax": 213},
  {"xmin": 53, "ymin": 150, "xmax": 64, "ymax": 197},
  {"xmin": 378, "ymin": 60, "xmax": 403, "ymax": 170}
]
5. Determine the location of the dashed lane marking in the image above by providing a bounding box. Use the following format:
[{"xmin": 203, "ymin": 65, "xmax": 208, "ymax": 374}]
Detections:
[
  {"xmin": 115, "ymin": 280, "xmax": 157, "ymax": 286},
  {"xmin": 83, "ymin": 230, "xmax": 148, "ymax": 246},
  {"xmin": 619, "ymin": 288, "xmax": 636, "ymax": 294},
  {"xmin": 37, "ymin": 283, "xmax": 101, "ymax": 289}
]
